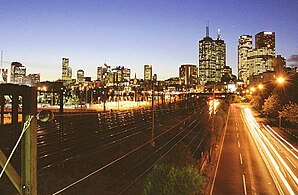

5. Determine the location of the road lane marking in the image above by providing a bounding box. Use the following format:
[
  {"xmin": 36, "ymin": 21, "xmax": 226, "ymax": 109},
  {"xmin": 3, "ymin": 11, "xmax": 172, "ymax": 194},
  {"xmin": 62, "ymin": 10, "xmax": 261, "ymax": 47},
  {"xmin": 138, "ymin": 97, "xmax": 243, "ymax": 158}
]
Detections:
[
  {"xmin": 242, "ymin": 174, "xmax": 247, "ymax": 195},
  {"xmin": 239, "ymin": 153, "xmax": 243, "ymax": 164},
  {"xmin": 236, "ymin": 133, "xmax": 239, "ymax": 138},
  {"xmin": 238, "ymin": 141, "xmax": 241, "ymax": 148},
  {"xmin": 286, "ymin": 156, "xmax": 296, "ymax": 169},
  {"xmin": 236, "ymin": 126, "xmax": 238, "ymax": 131}
]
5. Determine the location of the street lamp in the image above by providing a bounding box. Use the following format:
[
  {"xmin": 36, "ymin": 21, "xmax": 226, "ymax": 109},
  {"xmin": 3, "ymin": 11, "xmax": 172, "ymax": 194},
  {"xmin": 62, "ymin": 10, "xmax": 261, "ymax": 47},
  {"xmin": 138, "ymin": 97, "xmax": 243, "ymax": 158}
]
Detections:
[
  {"xmin": 277, "ymin": 76, "xmax": 285, "ymax": 85},
  {"xmin": 276, "ymin": 76, "xmax": 285, "ymax": 129},
  {"xmin": 258, "ymin": 84, "xmax": 264, "ymax": 90}
]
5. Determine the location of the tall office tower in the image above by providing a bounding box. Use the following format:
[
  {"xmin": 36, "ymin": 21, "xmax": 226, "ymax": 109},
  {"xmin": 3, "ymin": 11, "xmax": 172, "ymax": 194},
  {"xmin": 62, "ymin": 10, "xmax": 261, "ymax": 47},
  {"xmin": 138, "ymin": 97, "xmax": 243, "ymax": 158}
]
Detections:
[
  {"xmin": 122, "ymin": 68, "xmax": 131, "ymax": 82},
  {"xmin": 61, "ymin": 57, "xmax": 72, "ymax": 84},
  {"xmin": 25, "ymin": 73, "xmax": 40, "ymax": 86},
  {"xmin": 238, "ymin": 35, "xmax": 253, "ymax": 85},
  {"xmin": 0, "ymin": 67, "xmax": 8, "ymax": 83},
  {"xmin": 153, "ymin": 74, "xmax": 157, "ymax": 82},
  {"xmin": 199, "ymin": 26, "xmax": 226, "ymax": 85},
  {"xmin": 214, "ymin": 30, "xmax": 226, "ymax": 82},
  {"xmin": 97, "ymin": 66, "xmax": 103, "ymax": 81},
  {"xmin": 144, "ymin": 64, "xmax": 152, "ymax": 81},
  {"xmin": 179, "ymin": 64, "xmax": 198, "ymax": 86},
  {"xmin": 111, "ymin": 66, "xmax": 131, "ymax": 84},
  {"xmin": 77, "ymin": 69, "xmax": 85, "ymax": 83},
  {"xmin": 97, "ymin": 63, "xmax": 110, "ymax": 83},
  {"xmin": 255, "ymin": 31, "xmax": 275, "ymax": 49},
  {"xmin": 248, "ymin": 47, "xmax": 275, "ymax": 76},
  {"xmin": 10, "ymin": 62, "xmax": 26, "ymax": 84},
  {"xmin": 248, "ymin": 32, "xmax": 275, "ymax": 77}
]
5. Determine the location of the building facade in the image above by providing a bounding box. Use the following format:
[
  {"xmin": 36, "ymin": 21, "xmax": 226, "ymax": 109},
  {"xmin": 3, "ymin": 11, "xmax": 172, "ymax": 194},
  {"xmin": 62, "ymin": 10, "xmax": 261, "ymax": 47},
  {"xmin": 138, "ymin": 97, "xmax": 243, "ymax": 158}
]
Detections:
[
  {"xmin": 77, "ymin": 69, "xmax": 85, "ymax": 83},
  {"xmin": 0, "ymin": 67, "xmax": 8, "ymax": 83},
  {"xmin": 28, "ymin": 73, "xmax": 40, "ymax": 85},
  {"xmin": 144, "ymin": 64, "xmax": 152, "ymax": 81},
  {"xmin": 110, "ymin": 66, "xmax": 131, "ymax": 85},
  {"xmin": 248, "ymin": 46, "xmax": 275, "ymax": 77},
  {"xmin": 10, "ymin": 62, "xmax": 26, "ymax": 84},
  {"xmin": 238, "ymin": 35, "xmax": 253, "ymax": 84},
  {"xmin": 179, "ymin": 64, "xmax": 198, "ymax": 87},
  {"xmin": 255, "ymin": 31, "xmax": 275, "ymax": 49},
  {"xmin": 198, "ymin": 27, "xmax": 226, "ymax": 85},
  {"xmin": 61, "ymin": 57, "xmax": 72, "ymax": 84},
  {"xmin": 238, "ymin": 32, "xmax": 276, "ymax": 85}
]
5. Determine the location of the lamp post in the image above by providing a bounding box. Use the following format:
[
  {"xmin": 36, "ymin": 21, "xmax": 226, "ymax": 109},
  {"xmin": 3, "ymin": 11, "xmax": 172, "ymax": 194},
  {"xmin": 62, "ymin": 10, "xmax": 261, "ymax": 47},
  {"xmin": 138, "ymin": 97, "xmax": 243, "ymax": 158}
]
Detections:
[
  {"xmin": 276, "ymin": 76, "xmax": 285, "ymax": 129},
  {"xmin": 151, "ymin": 80, "xmax": 155, "ymax": 147}
]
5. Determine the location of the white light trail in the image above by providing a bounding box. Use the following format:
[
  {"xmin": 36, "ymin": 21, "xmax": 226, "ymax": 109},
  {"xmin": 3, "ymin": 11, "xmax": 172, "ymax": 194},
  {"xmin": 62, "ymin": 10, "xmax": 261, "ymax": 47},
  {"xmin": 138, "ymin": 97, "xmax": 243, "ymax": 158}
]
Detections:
[
  {"xmin": 243, "ymin": 108, "xmax": 295, "ymax": 195},
  {"xmin": 266, "ymin": 125, "xmax": 298, "ymax": 155}
]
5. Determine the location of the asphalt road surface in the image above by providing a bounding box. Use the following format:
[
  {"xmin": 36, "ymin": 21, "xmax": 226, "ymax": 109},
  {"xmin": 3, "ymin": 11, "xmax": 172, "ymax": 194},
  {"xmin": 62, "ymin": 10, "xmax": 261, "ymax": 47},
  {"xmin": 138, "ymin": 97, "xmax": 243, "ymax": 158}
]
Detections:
[{"xmin": 211, "ymin": 104, "xmax": 283, "ymax": 195}]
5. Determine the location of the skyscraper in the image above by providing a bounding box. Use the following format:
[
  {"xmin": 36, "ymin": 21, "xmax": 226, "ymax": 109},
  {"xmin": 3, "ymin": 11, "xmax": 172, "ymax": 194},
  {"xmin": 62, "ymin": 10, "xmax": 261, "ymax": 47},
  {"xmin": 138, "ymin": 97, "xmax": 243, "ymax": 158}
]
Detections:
[
  {"xmin": 179, "ymin": 64, "xmax": 198, "ymax": 87},
  {"xmin": 10, "ymin": 62, "xmax": 26, "ymax": 84},
  {"xmin": 248, "ymin": 47, "xmax": 275, "ymax": 76},
  {"xmin": 97, "ymin": 66, "xmax": 103, "ymax": 81},
  {"xmin": 122, "ymin": 68, "xmax": 131, "ymax": 82},
  {"xmin": 25, "ymin": 73, "xmax": 40, "ymax": 86},
  {"xmin": 61, "ymin": 57, "xmax": 72, "ymax": 84},
  {"xmin": 77, "ymin": 69, "xmax": 85, "ymax": 83},
  {"xmin": 238, "ymin": 32, "xmax": 276, "ymax": 85},
  {"xmin": 111, "ymin": 66, "xmax": 131, "ymax": 84},
  {"xmin": 248, "ymin": 32, "xmax": 275, "ymax": 78},
  {"xmin": 255, "ymin": 31, "xmax": 275, "ymax": 50},
  {"xmin": 238, "ymin": 35, "xmax": 253, "ymax": 84},
  {"xmin": 144, "ymin": 65, "xmax": 152, "ymax": 81},
  {"xmin": 0, "ymin": 67, "xmax": 8, "ymax": 83},
  {"xmin": 198, "ymin": 26, "xmax": 226, "ymax": 85}
]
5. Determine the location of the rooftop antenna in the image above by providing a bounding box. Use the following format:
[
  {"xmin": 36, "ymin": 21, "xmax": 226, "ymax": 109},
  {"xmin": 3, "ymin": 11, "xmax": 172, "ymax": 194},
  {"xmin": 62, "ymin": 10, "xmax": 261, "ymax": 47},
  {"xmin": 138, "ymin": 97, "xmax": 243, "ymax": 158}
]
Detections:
[
  {"xmin": 217, "ymin": 29, "xmax": 221, "ymax": 40},
  {"xmin": 206, "ymin": 21, "xmax": 210, "ymax": 37}
]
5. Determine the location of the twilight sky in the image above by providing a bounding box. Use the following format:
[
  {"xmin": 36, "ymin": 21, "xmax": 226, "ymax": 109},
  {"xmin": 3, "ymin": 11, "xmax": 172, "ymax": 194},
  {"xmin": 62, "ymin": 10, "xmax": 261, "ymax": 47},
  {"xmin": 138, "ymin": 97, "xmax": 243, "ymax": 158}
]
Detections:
[{"xmin": 0, "ymin": 0, "xmax": 297, "ymax": 81}]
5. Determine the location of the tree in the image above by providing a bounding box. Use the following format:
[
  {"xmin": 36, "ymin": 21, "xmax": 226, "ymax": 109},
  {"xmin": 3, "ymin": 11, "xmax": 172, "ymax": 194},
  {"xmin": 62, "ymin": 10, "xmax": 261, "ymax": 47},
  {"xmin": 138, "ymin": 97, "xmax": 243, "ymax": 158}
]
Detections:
[
  {"xmin": 143, "ymin": 164, "xmax": 204, "ymax": 195},
  {"xmin": 279, "ymin": 102, "xmax": 298, "ymax": 124},
  {"xmin": 262, "ymin": 93, "xmax": 281, "ymax": 117},
  {"xmin": 143, "ymin": 143, "xmax": 205, "ymax": 195},
  {"xmin": 251, "ymin": 95, "xmax": 263, "ymax": 111},
  {"xmin": 162, "ymin": 143, "xmax": 195, "ymax": 168}
]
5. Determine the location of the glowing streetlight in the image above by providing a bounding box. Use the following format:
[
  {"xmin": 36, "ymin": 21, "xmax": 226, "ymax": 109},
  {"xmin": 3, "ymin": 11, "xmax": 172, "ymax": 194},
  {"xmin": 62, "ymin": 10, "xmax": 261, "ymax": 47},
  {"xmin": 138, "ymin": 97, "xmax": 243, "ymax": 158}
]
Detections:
[
  {"xmin": 258, "ymin": 84, "xmax": 264, "ymax": 90},
  {"xmin": 276, "ymin": 76, "xmax": 286, "ymax": 129},
  {"xmin": 277, "ymin": 76, "xmax": 285, "ymax": 85}
]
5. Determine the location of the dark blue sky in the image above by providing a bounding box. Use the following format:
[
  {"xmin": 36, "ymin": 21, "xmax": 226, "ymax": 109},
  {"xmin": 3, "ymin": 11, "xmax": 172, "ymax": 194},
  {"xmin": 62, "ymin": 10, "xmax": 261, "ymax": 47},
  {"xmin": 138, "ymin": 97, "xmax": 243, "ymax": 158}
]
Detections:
[{"xmin": 0, "ymin": 0, "xmax": 297, "ymax": 81}]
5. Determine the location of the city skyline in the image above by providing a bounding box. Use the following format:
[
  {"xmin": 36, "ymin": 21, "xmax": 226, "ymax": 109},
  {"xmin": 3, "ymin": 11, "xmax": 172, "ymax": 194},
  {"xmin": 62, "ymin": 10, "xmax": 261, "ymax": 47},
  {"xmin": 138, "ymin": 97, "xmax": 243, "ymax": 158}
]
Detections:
[{"xmin": 0, "ymin": 0, "xmax": 298, "ymax": 81}]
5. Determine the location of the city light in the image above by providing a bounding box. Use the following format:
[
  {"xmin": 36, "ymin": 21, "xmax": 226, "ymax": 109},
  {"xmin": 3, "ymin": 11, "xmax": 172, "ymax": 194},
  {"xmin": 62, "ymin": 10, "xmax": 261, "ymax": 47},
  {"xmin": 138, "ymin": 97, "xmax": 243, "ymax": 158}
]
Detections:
[
  {"xmin": 209, "ymin": 99, "xmax": 220, "ymax": 116},
  {"xmin": 277, "ymin": 76, "xmax": 285, "ymax": 85},
  {"xmin": 257, "ymin": 84, "xmax": 264, "ymax": 90}
]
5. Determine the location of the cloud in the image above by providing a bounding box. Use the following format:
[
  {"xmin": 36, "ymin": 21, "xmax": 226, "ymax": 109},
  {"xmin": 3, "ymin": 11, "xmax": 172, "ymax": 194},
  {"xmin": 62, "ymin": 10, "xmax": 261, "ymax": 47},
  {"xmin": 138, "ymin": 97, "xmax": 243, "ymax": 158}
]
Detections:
[{"xmin": 287, "ymin": 55, "xmax": 298, "ymax": 67}]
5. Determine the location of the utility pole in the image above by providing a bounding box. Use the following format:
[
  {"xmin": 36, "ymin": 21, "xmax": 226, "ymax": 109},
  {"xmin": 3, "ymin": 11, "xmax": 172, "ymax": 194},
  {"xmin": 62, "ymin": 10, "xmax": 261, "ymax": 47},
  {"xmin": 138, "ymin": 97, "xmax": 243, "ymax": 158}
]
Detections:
[
  {"xmin": 151, "ymin": 80, "xmax": 155, "ymax": 147},
  {"xmin": 103, "ymin": 86, "xmax": 107, "ymax": 112}
]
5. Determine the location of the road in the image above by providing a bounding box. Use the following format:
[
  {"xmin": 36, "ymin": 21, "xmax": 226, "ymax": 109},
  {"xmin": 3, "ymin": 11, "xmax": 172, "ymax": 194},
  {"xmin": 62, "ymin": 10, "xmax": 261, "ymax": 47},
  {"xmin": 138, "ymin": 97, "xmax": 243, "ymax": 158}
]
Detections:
[{"xmin": 211, "ymin": 103, "xmax": 298, "ymax": 194}]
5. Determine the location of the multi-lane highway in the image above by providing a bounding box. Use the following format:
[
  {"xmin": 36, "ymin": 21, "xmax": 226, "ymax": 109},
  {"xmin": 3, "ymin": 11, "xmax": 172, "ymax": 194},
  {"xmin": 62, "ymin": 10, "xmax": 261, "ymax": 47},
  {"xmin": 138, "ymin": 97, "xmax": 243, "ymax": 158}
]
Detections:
[{"xmin": 211, "ymin": 103, "xmax": 297, "ymax": 195}]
